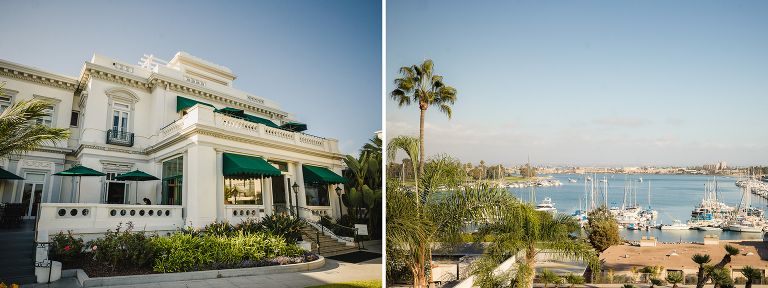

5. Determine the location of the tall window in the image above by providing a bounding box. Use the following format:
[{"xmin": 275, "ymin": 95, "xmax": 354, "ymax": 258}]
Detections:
[
  {"xmin": 70, "ymin": 111, "xmax": 79, "ymax": 127},
  {"xmin": 112, "ymin": 103, "xmax": 130, "ymax": 132},
  {"xmin": 21, "ymin": 173, "xmax": 45, "ymax": 217},
  {"xmin": 225, "ymin": 178, "xmax": 263, "ymax": 205},
  {"xmin": 304, "ymin": 182, "xmax": 329, "ymax": 206},
  {"xmin": 162, "ymin": 156, "xmax": 183, "ymax": 205},
  {"xmin": 36, "ymin": 105, "xmax": 54, "ymax": 126},
  {"xmin": 0, "ymin": 95, "xmax": 11, "ymax": 114},
  {"xmin": 105, "ymin": 172, "xmax": 129, "ymax": 204}
]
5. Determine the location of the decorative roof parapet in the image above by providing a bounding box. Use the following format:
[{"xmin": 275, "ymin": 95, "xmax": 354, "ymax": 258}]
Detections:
[{"xmin": 0, "ymin": 59, "xmax": 79, "ymax": 91}]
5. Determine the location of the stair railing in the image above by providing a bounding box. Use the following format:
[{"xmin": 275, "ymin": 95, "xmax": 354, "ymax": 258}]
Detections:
[
  {"xmin": 34, "ymin": 204, "xmax": 53, "ymax": 284},
  {"xmin": 289, "ymin": 205, "xmax": 360, "ymax": 249}
]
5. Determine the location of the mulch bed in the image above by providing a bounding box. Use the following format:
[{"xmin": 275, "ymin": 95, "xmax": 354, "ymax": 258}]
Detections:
[{"xmin": 59, "ymin": 255, "xmax": 158, "ymax": 278}]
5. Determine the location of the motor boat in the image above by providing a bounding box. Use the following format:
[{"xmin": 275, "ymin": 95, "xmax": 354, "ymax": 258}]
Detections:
[
  {"xmin": 660, "ymin": 220, "xmax": 689, "ymax": 230},
  {"xmin": 535, "ymin": 197, "xmax": 557, "ymax": 215},
  {"xmin": 568, "ymin": 178, "xmax": 577, "ymax": 183}
]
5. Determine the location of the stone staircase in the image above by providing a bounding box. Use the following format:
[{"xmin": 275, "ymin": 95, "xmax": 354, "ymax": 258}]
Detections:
[
  {"xmin": 301, "ymin": 224, "xmax": 358, "ymax": 257},
  {"xmin": 0, "ymin": 229, "xmax": 38, "ymax": 285}
]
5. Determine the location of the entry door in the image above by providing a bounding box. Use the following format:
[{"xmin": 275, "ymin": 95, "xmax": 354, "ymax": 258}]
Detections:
[
  {"xmin": 21, "ymin": 173, "xmax": 45, "ymax": 217},
  {"xmin": 105, "ymin": 172, "xmax": 129, "ymax": 204},
  {"xmin": 272, "ymin": 175, "xmax": 286, "ymax": 204}
]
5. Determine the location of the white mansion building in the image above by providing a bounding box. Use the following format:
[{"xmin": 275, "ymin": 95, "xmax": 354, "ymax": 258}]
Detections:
[{"xmin": 0, "ymin": 52, "xmax": 348, "ymax": 236}]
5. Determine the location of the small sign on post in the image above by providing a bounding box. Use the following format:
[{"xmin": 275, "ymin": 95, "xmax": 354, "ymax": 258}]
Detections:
[{"xmin": 355, "ymin": 224, "xmax": 368, "ymax": 236}]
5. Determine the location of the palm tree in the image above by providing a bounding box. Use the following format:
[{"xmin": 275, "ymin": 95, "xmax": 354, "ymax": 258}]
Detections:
[
  {"xmin": 741, "ymin": 266, "xmax": 762, "ymax": 288},
  {"xmin": 564, "ymin": 273, "xmax": 585, "ymax": 288},
  {"xmin": 361, "ymin": 134, "xmax": 382, "ymax": 159},
  {"xmin": 387, "ymin": 135, "xmax": 420, "ymax": 198},
  {"xmin": 666, "ymin": 272, "xmax": 684, "ymax": 288},
  {"xmin": 387, "ymin": 154, "xmax": 515, "ymax": 288},
  {"xmin": 649, "ymin": 278, "xmax": 662, "ymax": 288},
  {"xmin": 0, "ymin": 84, "xmax": 70, "ymax": 159},
  {"xmin": 697, "ymin": 245, "xmax": 739, "ymax": 288},
  {"xmin": 540, "ymin": 269, "xmax": 563, "ymax": 288},
  {"xmin": 710, "ymin": 268, "xmax": 732, "ymax": 288},
  {"xmin": 692, "ymin": 254, "xmax": 712, "ymax": 286},
  {"xmin": 390, "ymin": 59, "xmax": 457, "ymax": 174},
  {"xmin": 473, "ymin": 203, "xmax": 597, "ymax": 288}
]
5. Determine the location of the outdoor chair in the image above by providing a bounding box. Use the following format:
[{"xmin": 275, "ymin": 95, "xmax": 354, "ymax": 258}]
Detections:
[{"xmin": 0, "ymin": 203, "xmax": 26, "ymax": 228}]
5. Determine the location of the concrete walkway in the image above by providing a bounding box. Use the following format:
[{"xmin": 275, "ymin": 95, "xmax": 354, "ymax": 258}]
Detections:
[{"xmin": 22, "ymin": 242, "xmax": 382, "ymax": 288}]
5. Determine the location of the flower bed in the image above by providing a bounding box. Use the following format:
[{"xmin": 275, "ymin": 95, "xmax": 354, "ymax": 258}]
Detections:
[{"xmin": 52, "ymin": 214, "xmax": 319, "ymax": 276}]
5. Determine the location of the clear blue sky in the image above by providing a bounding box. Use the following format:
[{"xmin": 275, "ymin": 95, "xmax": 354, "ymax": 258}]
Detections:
[
  {"xmin": 386, "ymin": 0, "xmax": 768, "ymax": 168},
  {"xmin": 0, "ymin": 0, "xmax": 381, "ymax": 156}
]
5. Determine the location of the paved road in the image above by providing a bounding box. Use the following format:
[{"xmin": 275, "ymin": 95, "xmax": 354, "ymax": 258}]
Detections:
[{"xmin": 22, "ymin": 243, "xmax": 382, "ymax": 288}]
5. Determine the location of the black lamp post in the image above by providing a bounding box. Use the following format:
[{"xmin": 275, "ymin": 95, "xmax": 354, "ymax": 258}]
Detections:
[
  {"xmin": 335, "ymin": 185, "xmax": 343, "ymax": 218},
  {"xmin": 292, "ymin": 182, "xmax": 299, "ymax": 216}
]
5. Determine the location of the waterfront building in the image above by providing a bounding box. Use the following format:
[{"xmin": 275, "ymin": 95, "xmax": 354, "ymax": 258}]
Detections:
[{"xmin": 0, "ymin": 52, "xmax": 348, "ymax": 238}]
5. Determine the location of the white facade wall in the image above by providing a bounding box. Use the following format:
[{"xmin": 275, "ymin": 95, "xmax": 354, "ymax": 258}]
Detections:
[{"xmin": 0, "ymin": 52, "xmax": 347, "ymax": 238}]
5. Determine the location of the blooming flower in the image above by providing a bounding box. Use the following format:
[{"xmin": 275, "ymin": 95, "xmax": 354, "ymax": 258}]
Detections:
[
  {"xmin": 93, "ymin": 246, "xmax": 97, "ymax": 250},
  {"xmin": 64, "ymin": 246, "xmax": 70, "ymax": 251}
]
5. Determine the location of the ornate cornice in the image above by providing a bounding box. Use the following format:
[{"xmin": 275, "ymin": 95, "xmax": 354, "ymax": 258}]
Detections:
[
  {"xmin": 72, "ymin": 144, "xmax": 144, "ymax": 156},
  {"xmin": 78, "ymin": 63, "xmax": 151, "ymax": 92},
  {"xmin": 32, "ymin": 146, "xmax": 73, "ymax": 154},
  {"xmin": 0, "ymin": 64, "xmax": 78, "ymax": 91}
]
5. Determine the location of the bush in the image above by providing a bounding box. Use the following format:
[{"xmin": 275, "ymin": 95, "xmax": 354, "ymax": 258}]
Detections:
[
  {"xmin": 734, "ymin": 277, "xmax": 748, "ymax": 284},
  {"xmin": 86, "ymin": 222, "xmax": 156, "ymax": 268},
  {"xmin": 204, "ymin": 221, "xmax": 235, "ymax": 237},
  {"xmin": 260, "ymin": 213, "xmax": 303, "ymax": 244},
  {"xmin": 152, "ymin": 230, "xmax": 309, "ymax": 273},
  {"xmin": 234, "ymin": 217, "xmax": 262, "ymax": 234},
  {"xmin": 51, "ymin": 230, "xmax": 85, "ymax": 262}
]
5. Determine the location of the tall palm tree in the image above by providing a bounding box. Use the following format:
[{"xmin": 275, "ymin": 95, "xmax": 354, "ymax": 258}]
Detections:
[
  {"xmin": 692, "ymin": 254, "xmax": 711, "ymax": 286},
  {"xmin": 740, "ymin": 266, "xmax": 761, "ymax": 288},
  {"xmin": 473, "ymin": 204, "xmax": 598, "ymax": 288},
  {"xmin": 387, "ymin": 135, "xmax": 420, "ymax": 197},
  {"xmin": 0, "ymin": 84, "xmax": 70, "ymax": 159},
  {"xmin": 387, "ymin": 154, "xmax": 514, "ymax": 288},
  {"xmin": 390, "ymin": 59, "xmax": 457, "ymax": 174},
  {"xmin": 696, "ymin": 245, "xmax": 739, "ymax": 288}
]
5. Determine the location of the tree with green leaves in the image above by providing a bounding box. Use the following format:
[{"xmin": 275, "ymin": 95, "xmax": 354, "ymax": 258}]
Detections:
[
  {"xmin": 666, "ymin": 271, "xmax": 684, "ymax": 288},
  {"xmin": 387, "ymin": 154, "xmax": 514, "ymax": 288},
  {"xmin": 710, "ymin": 267, "xmax": 732, "ymax": 288},
  {"xmin": 649, "ymin": 277, "xmax": 662, "ymax": 288},
  {"xmin": 740, "ymin": 265, "xmax": 762, "ymax": 288},
  {"xmin": 387, "ymin": 135, "xmax": 420, "ymax": 193},
  {"xmin": 696, "ymin": 245, "xmax": 739, "ymax": 288},
  {"xmin": 564, "ymin": 273, "xmax": 585, "ymax": 288},
  {"xmin": 585, "ymin": 205, "xmax": 620, "ymax": 252},
  {"xmin": 473, "ymin": 203, "xmax": 598, "ymax": 288},
  {"xmin": 0, "ymin": 83, "xmax": 70, "ymax": 159},
  {"xmin": 692, "ymin": 254, "xmax": 712, "ymax": 286},
  {"xmin": 519, "ymin": 163, "xmax": 536, "ymax": 178},
  {"xmin": 390, "ymin": 59, "xmax": 457, "ymax": 174},
  {"xmin": 540, "ymin": 269, "xmax": 563, "ymax": 288}
]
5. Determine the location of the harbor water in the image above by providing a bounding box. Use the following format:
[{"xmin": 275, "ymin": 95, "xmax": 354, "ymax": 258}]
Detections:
[{"xmin": 504, "ymin": 174, "xmax": 768, "ymax": 243}]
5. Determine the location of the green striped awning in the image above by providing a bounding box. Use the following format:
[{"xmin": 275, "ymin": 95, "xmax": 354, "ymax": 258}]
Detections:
[
  {"xmin": 223, "ymin": 153, "xmax": 282, "ymax": 179},
  {"xmin": 176, "ymin": 96, "xmax": 216, "ymax": 112},
  {"xmin": 0, "ymin": 167, "xmax": 23, "ymax": 180},
  {"xmin": 218, "ymin": 107, "xmax": 245, "ymax": 118},
  {"xmin": 244, "ymin": 114, "xmax": 279, "ymax": 128},
  {"xmin": 280, "ymin": 123, "xmax": 307, "ymax": 132},
  {"xmin": 302, "ymin": 165, "xmax": 347, "ymax": 184},
  {"xmin": 54, "ymin": 166, "xmax": 107, "ymax": 176}
]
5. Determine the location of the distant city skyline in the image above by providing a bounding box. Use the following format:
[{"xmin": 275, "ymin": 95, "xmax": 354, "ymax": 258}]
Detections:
[{"xmin": 386, "ymin": 1, "xmax": 768, "ymax": 168}]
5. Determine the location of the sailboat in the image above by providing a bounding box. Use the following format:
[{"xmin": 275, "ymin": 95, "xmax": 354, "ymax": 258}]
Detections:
[{"xmin": 639, "ymin": 181, "xmax": 658, "ymax": 219}]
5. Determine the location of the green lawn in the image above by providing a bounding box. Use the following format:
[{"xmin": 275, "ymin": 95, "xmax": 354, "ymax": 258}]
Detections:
[{"xmin": 305, "ymin": 279, "xmax": 382, "ymax": 288}]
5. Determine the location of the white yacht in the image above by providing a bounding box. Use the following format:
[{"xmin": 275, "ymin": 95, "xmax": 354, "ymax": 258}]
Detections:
[
  {"xmin": 660, "ymin": 220, "xmax": 689, "ymax": 230},
  {"xmin": 535, "ymin": 197, "xmax": 557, "ymax": 215},
  {"xmin": 638, "ymin": 177, "xmax": 643, "ymax": 182},
  {"xmin": 568, "ymin": 178, "xmax": 577, "ymax": 183}
]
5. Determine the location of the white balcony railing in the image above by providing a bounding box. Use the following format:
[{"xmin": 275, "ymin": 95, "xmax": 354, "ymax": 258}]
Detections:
[
  {"xmin": 225, "ymin": 205, "xmax": 263, "ymax": 224},
  {"xmin": 157, "ymin": 105, "xmax": 333, "ymax": 153},
  {"xmin": 37, "ymin": 203, "xmax": 184, "ymax": 234}
]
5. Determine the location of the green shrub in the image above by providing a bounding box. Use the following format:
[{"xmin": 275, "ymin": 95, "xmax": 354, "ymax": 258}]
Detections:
[
  {"xmin": 260, "ymin": 213, "xmax": 303, "ymax": 244},
  {"xmin": 734, "ymin": 277, "xmax": 747, "ymax": 284},
  {"xmin": 51, "ymin": 230, "xmax": 85, "ymax": 262},
  {"xmin": 152, "ymin": 230, "xmax": 305, "ymax": 273},
  {"xmin": 204, "ymin": 221, "xmax": 235, "ymax": 237},
  {"xmin": 86, "ymin": 222, "xmax": 156, "ymax": 268},
  {"xmin": 234, "ymin": 217, "xmax": 262, "ymax": 234}
]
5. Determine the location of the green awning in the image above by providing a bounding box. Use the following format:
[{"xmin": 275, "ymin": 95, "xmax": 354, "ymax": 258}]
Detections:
[
  {"xmin": 244, "ymin": 114, "xmax": 279, "ymax": 128},
  {"xmin": 302, "ymin": 165, "xmax": 347, "ymax": 184},
  {"xmin": 115, "ymin": 170, "xmax": 160, "ymax": 181},
  {"xmin": 223, "ymin": 153, "xmax": 282, "ymax": 179},
  {"xmin": 176, "ymin": 96, "xmax": 216, "ymax": 112},
  {"xmin": 280, "ymin": 123, "xmax": 307, "ymax": 132},
  {"xmin": 218, "ymin": 107, "xmax": 245, "ymax": 118},
  {"xmin": 54, "ymin": 166, "xmax": 107, "ymax": 176},
  {"xmin": 0, "ymin": 167, "xmax": 23, "ymax": 180}
]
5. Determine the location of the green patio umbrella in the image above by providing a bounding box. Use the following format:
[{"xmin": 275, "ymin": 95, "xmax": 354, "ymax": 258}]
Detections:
[
  {"xmin": 0, "ymin": 167, "xmax": 24, "ymax": 180},
  {"xmin": 279, "ymin": 122, "xmax": 307, "ymax": 132},
  {"xmin": 115, "ymin": 170, "xmax": 160, "ymax": 204},
  {"xmin": 54, "ymin": 166, "xmax": 107, "ymax": 203}
]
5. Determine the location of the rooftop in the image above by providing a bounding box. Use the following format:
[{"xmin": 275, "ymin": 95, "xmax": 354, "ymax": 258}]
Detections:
[{"xmin": 600, "ymin": 240, "xmax": 768, "ymax": 271}]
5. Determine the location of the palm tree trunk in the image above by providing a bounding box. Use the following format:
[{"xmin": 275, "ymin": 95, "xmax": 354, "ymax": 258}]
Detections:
[
  {"xmin": 696, "ymin": 255, "xmax": 732, "ymax": 288},
  {"xmin": 746, "ymin": 279, "xmax": 753, "ymax": 288},
  {"xmin": 413, "ymin": 243, "xmax": 429, "ymax": 288},
  {"xmin": 526, "ymin": 243, "xmax": 537, "ymax": 288},
  {"xmin": 419, "ymin": 103, "xmax": 426, "ymax": 174}
]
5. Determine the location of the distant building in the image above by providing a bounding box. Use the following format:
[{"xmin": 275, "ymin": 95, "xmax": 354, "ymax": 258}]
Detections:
[{"xmin": 718, "ymin": 161, "xmax": 726, "ymax": 170}]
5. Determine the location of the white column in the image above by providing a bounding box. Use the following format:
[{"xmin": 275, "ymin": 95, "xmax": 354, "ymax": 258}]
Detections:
[
  {"xmin": 283, "ymin": 174, "xmax": 291, "ymax": 214},
  {"xmin": 215, "ymin": 149, "xmax": 225, "ymax": 222},
  {"xmin": 295, "ymin": 162, "xmax": 307, "ymax": 217},
  {"xmin": 263, "ymin": 175, "xmax": 273, "ymax": 216},
  {"xmin": 184, "ymin": 146, "xmax": 217, "ymax": 228},
  {"xmin": 155, "ymin": 161, "xmax": 162, "ymax": 205}
]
